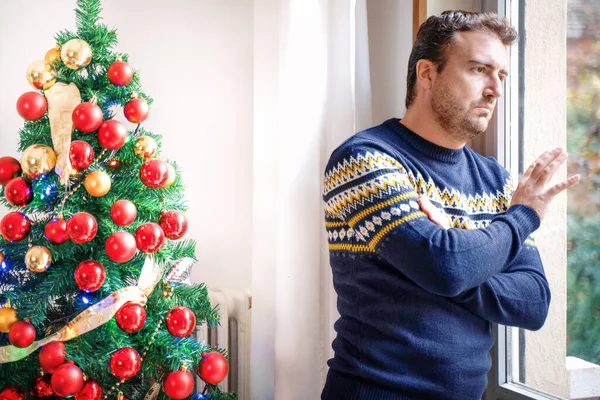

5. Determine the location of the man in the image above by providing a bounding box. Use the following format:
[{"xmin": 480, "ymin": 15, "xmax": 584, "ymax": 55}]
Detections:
[{"xmin": 321, "ymin": 10, "xmax": 580, "ymax": 400}]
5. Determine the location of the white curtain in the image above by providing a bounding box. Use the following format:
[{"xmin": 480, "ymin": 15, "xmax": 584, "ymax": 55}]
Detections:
[{"xmin": 252, "ymin": 0, "xmax": 372, "ymax": 398}]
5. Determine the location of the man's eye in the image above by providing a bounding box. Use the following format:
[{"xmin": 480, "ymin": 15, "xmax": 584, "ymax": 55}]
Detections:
[{"xmin": 475, "ymin": 67, "xmax": 485, "ymax": 73}]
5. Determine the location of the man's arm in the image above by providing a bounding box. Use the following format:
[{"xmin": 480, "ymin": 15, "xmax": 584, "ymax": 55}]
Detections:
[
  {"xmin": 324, "ymin": 141, "xmax": 577, "ymax": 298},
  {"xmin": 450, "ymin": 246, "xmax": 551, "ymax": 331}
]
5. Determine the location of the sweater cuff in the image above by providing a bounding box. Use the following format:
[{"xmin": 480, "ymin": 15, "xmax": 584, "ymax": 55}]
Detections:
[{"xmin": 503, "ymin": 204, "xmax": 541, "ymax": 240}]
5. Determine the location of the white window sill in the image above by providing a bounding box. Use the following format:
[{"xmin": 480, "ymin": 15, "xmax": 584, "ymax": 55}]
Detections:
[{"xmin": 567, "ymin": 356, "xmax": 600, "ymax": 400}]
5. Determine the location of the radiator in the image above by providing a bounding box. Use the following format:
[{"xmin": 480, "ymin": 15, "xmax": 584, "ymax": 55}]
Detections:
[{"xmin": 196, "ymin": 289, "xmax": 252, "ymax": 399}]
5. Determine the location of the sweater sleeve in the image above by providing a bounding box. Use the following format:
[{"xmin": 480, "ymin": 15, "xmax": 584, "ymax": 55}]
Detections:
[
  {"xmin": 323, "ymin": 141, "xmax": 541, "ymax": 297},
  {"xmin": 450, "ymin": 243, "xmax": 551, "ymax": 331}
]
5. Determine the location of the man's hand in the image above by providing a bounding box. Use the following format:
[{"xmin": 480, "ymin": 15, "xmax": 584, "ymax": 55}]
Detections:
[
  {"xmin": 511, "ymin": 147, "xmax": 580, "ymax": 221},
  {"xmin": 418, "ymin": 195, "xmax": 451, "ymax": 229}
]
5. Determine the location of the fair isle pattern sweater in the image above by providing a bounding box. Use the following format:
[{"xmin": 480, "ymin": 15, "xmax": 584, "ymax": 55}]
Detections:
[{"xmin": 321, "ymin": 119, "xmax": 551, "ymax": 400}]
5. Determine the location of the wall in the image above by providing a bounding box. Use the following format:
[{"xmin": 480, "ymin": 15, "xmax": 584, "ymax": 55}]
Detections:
[
  {"xmin": 0, "ymin": 0, "xmax": 253, "ymax": 293},
  {"xmin": 367, "ymin": 0, "xmax": 413, "ymax": 124},
  {"xmin": 521, "ymin": 0, "xmax": 569, "ymax": 397}
]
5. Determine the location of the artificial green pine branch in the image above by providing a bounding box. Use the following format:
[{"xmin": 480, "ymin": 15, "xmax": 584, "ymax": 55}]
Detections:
[{"xmin": 0, "ymin": 1, "xmax": 237, "ymax": 398}]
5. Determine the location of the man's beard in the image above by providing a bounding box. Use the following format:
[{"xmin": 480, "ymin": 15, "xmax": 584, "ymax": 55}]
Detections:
[{"xmin": 430, "ymin": 83, "xmax": 491, "ymax": 142}]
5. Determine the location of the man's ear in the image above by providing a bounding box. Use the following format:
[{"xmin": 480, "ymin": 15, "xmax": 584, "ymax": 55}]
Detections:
[{"xmin": 415, "ymin": 59, "xmax": 437, "ymax": 91}]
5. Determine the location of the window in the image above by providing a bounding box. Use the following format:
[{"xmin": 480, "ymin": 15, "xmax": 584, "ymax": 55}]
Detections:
[{"xmin": 483, "ymin": 0, "xmax": 589, "ymax": 399}]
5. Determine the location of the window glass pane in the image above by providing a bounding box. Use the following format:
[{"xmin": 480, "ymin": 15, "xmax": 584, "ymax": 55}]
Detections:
[{"xmin": 566, "ymin": 0, "xmax": 600, "ymax": 369}]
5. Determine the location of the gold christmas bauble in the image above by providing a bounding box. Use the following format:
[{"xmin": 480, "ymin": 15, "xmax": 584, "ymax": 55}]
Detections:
[
  {"xmin": 84, "ymin": 170, "xmax": 111, "ymax": 197},
  {"xmin": 0, "ymin": 306, "xmax": 18, "ymax": 333},
  {"xmin": 26, "ymin": 60, "xmax": 56, "ymax": 90},
  {"xmin": 45, "ymin": 45, "xmax": 61, "ymax": 64},
  {"xmin": 163, "ymin": 163, "xmax": 176, "ymax": 188},
  {"xmin": 21, "ymin": 144, "xmax": 57, "ymax": 179},
  {"xmin": 0, "ymin": 250, "xmax": 4, "ymax": 264},
  {"xmin": 61, "ymin": 38, "xmax": 92, "ymax": 70},
  {"xmin": 25, "ymin": 246, "xmax": 52, "ymax": 273},
  {"xmin": 133, "ymin": 136, "xmax": 158, "ymax": 159}
]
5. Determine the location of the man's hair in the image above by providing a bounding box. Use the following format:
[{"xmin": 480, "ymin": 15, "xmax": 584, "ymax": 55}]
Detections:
[{"xmin": 405, "ymin": 10, "xmax": 518, "ymax": 109}]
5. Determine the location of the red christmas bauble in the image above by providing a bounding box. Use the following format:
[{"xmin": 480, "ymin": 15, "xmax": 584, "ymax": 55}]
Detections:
[
  {"xmin": 163, "ymin": 370, "xmax": 195, "ymax": 399},
  {"xmin": 0, "ymin": 385, "xmax": 26, "ymax": 400},
  {"xmin": 4, "ymin": 177, "xmax": 32, "ymax": 207},
  {"xmin": 74, "ymin": 260, "xmax": 105, "ymax": 292},
  {"xmin": 139, "ymin": 159, "xmax": 168, "ymax": 188},
  {"xmin": 110, "ymin": 200, "xmax": 137, "ymax": 226},
  {"xmin": 97, "ymin": 120, "xmax": 128, "ymax": 150},
  {"xmin": 115, "ymin": 302, "xmax": 146, "ymax": 334},
  {"xmin": 74, "ymin": 379, "xmax": 102, "ymax": 400},
  {"xmin": 16, "ymin": 92, "xmax": 47, "ymax": 121},
  {"xmin": 159, "ymin": 210, "xmax": 188, "ymax": 240},
  {"xmin": 39, "ymin": 341, "xmax": 67, "ymax": 373},
  {"xmin": 105, "ymin": 231, "xmax": 137, "ymax": 263},
  {"xmin": 66, "ymin": 212, "xmax": 98, "ymax": 244},
  {"xmin": 109, "ymin": 347, "xmax": 141, "ymax": 380},
  {"xmin": 124, "ymin": 98, "xmax": 149, "ymax": 124},
  {"xmin": 107, "ymin": 61, "xmax": 133, "ymax": 86},
  {"xmin": 8, "ymin": 319, "xmax": 36, "ymax": 348},
  {"xmin": 44, "ymin": 218, "xmax": 68, "ymax": 245},
  {"xmin": 135, "ymin": 223, "xmax": 164, "ymax": 253},
  {"xmin": 51, "ymin": 363, "xmax": 84, "ymax": 397},
  {"xmin": 69, "ymin": 140, "xmax": 94, "ymax": 170},
  {"xmin": 198, "ymin": 352, "xmax": 229, "ymax": 385},
  {"xmin": 0, "ymin": 157, "xmax": 22, "ymax": 186},
  {"xmin": 166, "ymin": 306, "xmax": 196, "ymax": 338},
  {"xmin": 0, "ymin": 212, "xmax": 31, "ymax": 242},
  {"xmin": 31, "ymin": 374, "xmax": 54, "ymax": 398},
  {"xmin": 72, "ymin": 102, "xmax": 103, "ymax": 133}
]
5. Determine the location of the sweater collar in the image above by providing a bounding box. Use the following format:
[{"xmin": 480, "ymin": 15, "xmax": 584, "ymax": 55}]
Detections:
[{"xmin": 385, "ymin": 118, "xmax": 465, "ymax": 164}]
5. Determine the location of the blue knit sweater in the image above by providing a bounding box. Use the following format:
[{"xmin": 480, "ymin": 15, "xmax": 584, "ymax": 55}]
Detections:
[{"xmin": 321, "ymin": 118, "xmax": 550, "ymax": 400}]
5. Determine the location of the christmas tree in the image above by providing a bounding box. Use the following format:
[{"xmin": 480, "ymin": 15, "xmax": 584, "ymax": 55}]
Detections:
[{"xmin": 0, "ymin": 1, "xmax": 237, "ymax": 399}]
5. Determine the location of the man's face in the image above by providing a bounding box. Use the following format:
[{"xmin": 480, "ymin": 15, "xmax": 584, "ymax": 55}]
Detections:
[{"xmin": 430, "ymin": 30, "xmax": 509, "ymax": 142}]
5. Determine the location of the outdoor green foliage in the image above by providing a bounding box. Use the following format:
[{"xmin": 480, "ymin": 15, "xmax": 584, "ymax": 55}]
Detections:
[{"xmin": 566, "ymin": 0, "xmax": 600, "ymax": 366}]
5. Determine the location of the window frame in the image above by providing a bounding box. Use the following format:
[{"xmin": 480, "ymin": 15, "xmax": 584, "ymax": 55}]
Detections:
[{"xmin": 483, "ymin": 1, "xmax": 565, "ymax": 399}]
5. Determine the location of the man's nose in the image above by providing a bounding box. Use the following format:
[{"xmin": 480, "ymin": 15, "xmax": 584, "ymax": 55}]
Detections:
[{"xmin": 484, "ymin": 76, "xmax": 503, "ymax": 99}]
